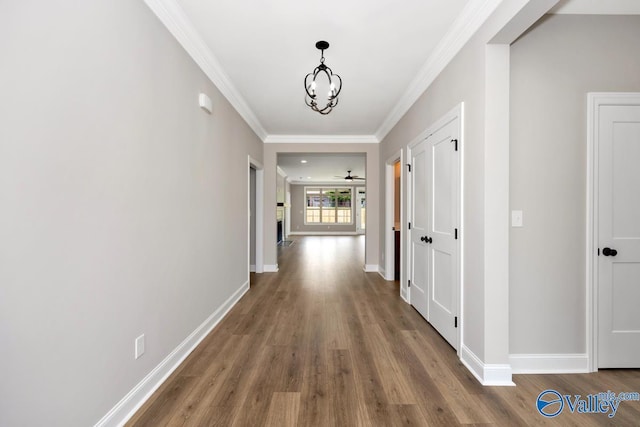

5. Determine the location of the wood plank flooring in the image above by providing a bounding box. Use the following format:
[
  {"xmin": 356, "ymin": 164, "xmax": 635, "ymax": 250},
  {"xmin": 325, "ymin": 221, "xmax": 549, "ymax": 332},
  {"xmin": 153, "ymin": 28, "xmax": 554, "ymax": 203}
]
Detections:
[{"xmin": 128, "ymin": 236, "xmax": 640, "ymax": 426}]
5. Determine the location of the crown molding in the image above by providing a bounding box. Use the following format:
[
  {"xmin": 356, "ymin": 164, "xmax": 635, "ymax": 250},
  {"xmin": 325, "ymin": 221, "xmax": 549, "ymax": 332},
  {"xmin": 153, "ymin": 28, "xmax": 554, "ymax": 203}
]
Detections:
[
  {"xmin": 375, "ymin": 0, "xmax": 502, "ymax": 142},
  {"xmin": 264, "ymin": 135, "xmax": 379, "ymax": 144},
  {"xmin": 289, "ymin": 180, "xmax": 366, "ymax": 186},
  {"xmin": 145, "ymin": 0, "xmax": 502, "ymax": 145},
  {"xmin": 143, "ymin": 0, "xmax": 268, "ymax": 141},
  {"xmin": 276, "ymin": 166, "xmax": 288, "ymax": 178}
]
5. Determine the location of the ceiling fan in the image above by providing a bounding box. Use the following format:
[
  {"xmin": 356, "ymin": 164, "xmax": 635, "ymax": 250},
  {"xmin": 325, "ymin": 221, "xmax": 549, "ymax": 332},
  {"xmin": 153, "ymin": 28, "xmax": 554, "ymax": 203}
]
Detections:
[{"xmin": 336, "ymin": 170, "xmax": 365, "ymax": 181}]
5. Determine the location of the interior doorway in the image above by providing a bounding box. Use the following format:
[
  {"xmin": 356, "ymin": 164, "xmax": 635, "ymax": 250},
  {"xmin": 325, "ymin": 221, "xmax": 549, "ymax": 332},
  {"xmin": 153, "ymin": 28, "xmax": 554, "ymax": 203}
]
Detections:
[
  {"xmin": 250, "ymin": 167, "xmax": 256, "ymax": 272},
  {"xmin": 272, "ymin": 150, "xmax": 373, "ymax": 271},
  {"xmin": 384, "ymin": 151, "xmax": 403, "ymax": 289},
  {"xmin": 248, "ymin": 157, "xmax": 264, "ymax": 279}
]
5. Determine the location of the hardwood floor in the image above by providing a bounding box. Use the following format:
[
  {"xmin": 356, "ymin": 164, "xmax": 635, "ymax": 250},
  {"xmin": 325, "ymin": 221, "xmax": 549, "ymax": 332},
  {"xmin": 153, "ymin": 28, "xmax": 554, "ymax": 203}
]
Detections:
[{"xmin": 128, "ymin": 236, "xmax": 640, "ymax": 426}]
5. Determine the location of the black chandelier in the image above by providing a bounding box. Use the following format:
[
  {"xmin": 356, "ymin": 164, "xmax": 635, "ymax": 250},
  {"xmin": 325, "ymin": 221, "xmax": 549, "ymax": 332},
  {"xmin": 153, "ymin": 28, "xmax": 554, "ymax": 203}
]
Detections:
[{"xmin": 304, "ymin": 41, "xmax": 342, "ymax": 115}]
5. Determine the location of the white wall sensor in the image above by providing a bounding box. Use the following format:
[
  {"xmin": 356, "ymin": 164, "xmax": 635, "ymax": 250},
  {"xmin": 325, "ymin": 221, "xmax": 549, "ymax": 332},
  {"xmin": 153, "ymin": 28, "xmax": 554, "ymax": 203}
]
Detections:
[{"xmin": 198, "ymin": 93, "xmax": 213, "ymax": 114}]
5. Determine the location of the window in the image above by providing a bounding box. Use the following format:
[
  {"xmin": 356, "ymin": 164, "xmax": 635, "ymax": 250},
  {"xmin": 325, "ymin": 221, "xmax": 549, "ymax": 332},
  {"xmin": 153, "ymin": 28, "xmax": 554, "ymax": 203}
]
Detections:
[{"xmin": 305, "ymin": 187, "xmax": 352, "ymax": 224}]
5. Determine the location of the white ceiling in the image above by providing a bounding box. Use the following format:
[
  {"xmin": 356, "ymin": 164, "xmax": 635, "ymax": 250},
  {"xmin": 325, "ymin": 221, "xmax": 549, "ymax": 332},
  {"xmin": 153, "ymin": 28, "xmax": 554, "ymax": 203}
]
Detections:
[
  {"xmin": 278, "ymin": 153, "xmax": 365, "ymax": 184},
  {"xmin": 146, "ymin": 0, "xmax": 640, "ymax": 149},
  {"xmin": 176, "ymin": 0, "xmax": 469, "ymax": 139},
  {"xmin": 154, "ymin": 0, "xmax": 484, "ymax": 141},
  {"xmin": 147, "ymin": 0, "xmax": 639, "ymax": 182}
]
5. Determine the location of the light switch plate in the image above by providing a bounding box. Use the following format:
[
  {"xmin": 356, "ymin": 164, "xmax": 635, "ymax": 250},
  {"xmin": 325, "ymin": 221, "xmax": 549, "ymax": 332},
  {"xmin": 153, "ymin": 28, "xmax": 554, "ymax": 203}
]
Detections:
[
  {"xmin": 511, "ymin": 210, "xmax": 523, "ymax": 227},
  {"xmin": 135, "ymin": 334, "xmax": 145, "ymax": 359}
]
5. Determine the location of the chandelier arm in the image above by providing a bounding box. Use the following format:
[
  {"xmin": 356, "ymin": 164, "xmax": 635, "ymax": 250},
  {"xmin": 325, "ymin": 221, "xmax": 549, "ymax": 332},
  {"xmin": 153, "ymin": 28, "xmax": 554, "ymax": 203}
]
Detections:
[
  {"xmin": 304, "ymin": 68, "xmax": 323, "ymax": 99},
  {"xmin": 304, "ymin": 94, "xmax": 314, "ymax": 108},
  {"xmin": 331, "ymin": 73, "xmax": 342, "ymax": 98},
  {"xmin": 304, "ymin": 73, "xmax": 314, "ymax": 98}
]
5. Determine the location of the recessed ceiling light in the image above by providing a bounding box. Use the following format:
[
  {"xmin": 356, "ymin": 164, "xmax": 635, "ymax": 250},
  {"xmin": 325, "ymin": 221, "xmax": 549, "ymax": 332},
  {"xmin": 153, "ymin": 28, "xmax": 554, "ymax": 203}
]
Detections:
[
  {"xmin": 307, "ymin": 177, "xmax": 311, "ymax": 179},
  {"xmin": 300, "ymin": 160, "xmax": 308, "ymax": 164}
]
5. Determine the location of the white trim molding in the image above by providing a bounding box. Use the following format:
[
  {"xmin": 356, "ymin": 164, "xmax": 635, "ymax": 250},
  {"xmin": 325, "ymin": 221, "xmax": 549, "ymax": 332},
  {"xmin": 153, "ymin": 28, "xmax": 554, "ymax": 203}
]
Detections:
[
  {"xmin": 384, "ymin": 149, "xmax": 403, "ymax": 283},
  {"xmin": 460, "ymin": 345, "xmax": 515, "ymax": 386},
  {"xmin": 400, "ymin": 291, "xmax": 409, "ymax": 304},
  {"xmin": 289, "ymin": 181, "xmax": 367, "ymax": 186},
  {"xmin": 95, "ymin": 281, "xmax": 250, "ymax": 427},
  {"xmin": 264, "ymin": 135, "xmax": 379, "ymax": 144},
  {"xmin": 143, "ymin": 0, "xmax": 267, "ymax": 140},
  {"xmin": 263, "ymin": 264, "xmax": 279, "ymax": 273},
  {"xmin": 510, "ymin": 354, "xmax": 589, "ymax": 374},
  {"xmin": 363, "ymin": 264, "xmax": 379, "ymax": 273},
  {"xmin": 288, "ymin": 231, "xmax": 359, "ymax": 236}
]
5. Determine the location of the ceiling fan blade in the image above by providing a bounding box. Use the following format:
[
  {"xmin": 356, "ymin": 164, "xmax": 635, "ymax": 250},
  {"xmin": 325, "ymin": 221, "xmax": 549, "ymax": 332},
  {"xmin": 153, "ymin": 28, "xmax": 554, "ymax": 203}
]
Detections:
[{"xmin": 352, "ymin": 177, "xmax": 366, "ymax": 180}]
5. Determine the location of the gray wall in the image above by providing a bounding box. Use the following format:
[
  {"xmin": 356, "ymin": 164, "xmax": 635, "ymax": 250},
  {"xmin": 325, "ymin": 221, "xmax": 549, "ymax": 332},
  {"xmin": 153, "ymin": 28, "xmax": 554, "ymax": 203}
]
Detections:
[
  {"xmin": 290, "ymin": 184, "xmax": 360, "ymax": 233},
  {"xmin": 0, "ymin": 1, "xmax": 262, "ymax": 425},
  {"xmin": 509, "ymin": 14, "xmax": 640, "ymax": 354}
]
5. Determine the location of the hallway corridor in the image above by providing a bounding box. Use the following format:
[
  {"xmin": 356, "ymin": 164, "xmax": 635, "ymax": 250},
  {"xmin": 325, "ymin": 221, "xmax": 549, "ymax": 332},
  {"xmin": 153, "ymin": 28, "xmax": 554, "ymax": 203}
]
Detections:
[{"xmin": 128, "ymin": 236, "xmax": 640, "ymax": 426}]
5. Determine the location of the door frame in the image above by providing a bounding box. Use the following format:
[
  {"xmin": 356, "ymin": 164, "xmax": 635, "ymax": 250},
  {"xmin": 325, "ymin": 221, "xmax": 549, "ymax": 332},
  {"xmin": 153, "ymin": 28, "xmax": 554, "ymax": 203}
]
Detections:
[
  {"xmin": 586, "ymin": 92, "xmax": 640, "ymax": 371},
  {"xmin": 356, "ymin": 187, "xmax": 366, "ymax": 235},
  {"xmin": 384, "ymin": 150, "xmax": 403, "ymax": 288},
  {"xmin": 249, "ymin": 156, "xmax": 264, "ymax": 276},
  {"xmin": 406, "ymin": 103, "xmax": 464, "ymax": 353}
]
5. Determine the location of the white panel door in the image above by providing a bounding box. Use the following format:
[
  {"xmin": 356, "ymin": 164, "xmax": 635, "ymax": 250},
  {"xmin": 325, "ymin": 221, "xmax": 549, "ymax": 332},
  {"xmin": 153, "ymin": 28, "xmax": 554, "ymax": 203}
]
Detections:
[
  {"xmin": 426, "ymin": 119, "xmax": 459, "ymax": 349},
  {"xmin": 598, "ymin": 104, "xmax": 640, "ymax": 368},
  {"xmin": 410, "ymin": 139, "xmax": 429, "ymax": 319}
]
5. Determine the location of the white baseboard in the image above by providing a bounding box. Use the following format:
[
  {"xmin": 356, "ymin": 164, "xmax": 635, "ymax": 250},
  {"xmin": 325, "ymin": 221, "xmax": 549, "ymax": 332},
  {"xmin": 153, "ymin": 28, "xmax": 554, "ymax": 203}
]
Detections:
[
  {"xmin": 249, "ymin": 264, "xmax": 256, "ymax": 273},
  {"xmin": 363, "ymin": 264, "xmax": 379, "ymax": 273},
  {"xmin": 509, "ymin": 353, "xmax": 589, "ymax": 374},
  {"xmin": 377, "ymin": 268, "xmax": 395, "ymax": 281},
  {"xmin": 288, "ymin": 231, "xmax": 359, "ymax": 236},
  {"xmin": 95, "ymin": 281, "xmax": 250, "ymax": 427},
  {"xmin": 263, "ymin": 264, "xmax": 279, "ymax": 272},
  {"xmin": 460, "ymin": 345, "xmax": 514, "ymax": 386}
]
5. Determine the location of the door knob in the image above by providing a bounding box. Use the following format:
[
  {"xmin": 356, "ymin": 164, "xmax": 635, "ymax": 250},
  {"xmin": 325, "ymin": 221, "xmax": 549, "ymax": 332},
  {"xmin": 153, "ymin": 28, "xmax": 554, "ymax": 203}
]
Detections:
[
  {"xmin": 420, "ymin": 236, "xmax": 432, "ymax": 244},
  {"xmin": 602, "ymin": 247, "xmax": 617, "ymax": 257}
]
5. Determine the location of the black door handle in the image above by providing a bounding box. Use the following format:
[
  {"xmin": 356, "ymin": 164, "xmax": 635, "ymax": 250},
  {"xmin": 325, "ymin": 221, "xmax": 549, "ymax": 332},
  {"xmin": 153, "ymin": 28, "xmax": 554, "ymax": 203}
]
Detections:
[
  {"xmin": 420, "ymin": 236, "xmax": 433, "ymax": 244},
  {"xmin": 602, "ymin": 247, "xmax": 617, "ymax": 257}
]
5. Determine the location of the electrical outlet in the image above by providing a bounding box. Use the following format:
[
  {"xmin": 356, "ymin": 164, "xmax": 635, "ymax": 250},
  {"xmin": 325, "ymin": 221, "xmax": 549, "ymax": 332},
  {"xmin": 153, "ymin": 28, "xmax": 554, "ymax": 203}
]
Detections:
[{"xmin": 135, "ymin": 334, "xmax": 145, "ymax": 359}]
